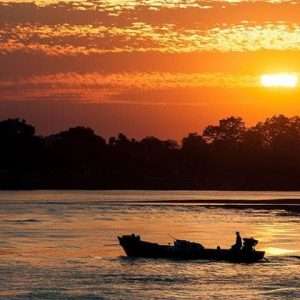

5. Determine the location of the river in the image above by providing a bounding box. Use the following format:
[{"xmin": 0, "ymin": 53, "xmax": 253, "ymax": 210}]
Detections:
[{"xmin": 0, "ymin": 191, "xmax": 299, "ymax": 299}]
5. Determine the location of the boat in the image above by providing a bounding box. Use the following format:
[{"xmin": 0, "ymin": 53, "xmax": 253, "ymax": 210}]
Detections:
[{"xmin": 118, "ymin": 234, "xmax": 265, "ymax": 263}]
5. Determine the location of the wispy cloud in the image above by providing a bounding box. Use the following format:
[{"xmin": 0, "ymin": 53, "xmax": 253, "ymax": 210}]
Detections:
[
  {"xmin": 2, "ymin": 2, "xmax": 300, "ymax": 27},
  {"xmin": 0, "ymin": 71, "xmax": 262, "ymax": 89},
  {"xmin": 0, "ymin": 0, "xmax": 296, "ymax": 12},
  {"xmin": 0, "ymin": 71, "xmax": 269, "ymax": 103}
]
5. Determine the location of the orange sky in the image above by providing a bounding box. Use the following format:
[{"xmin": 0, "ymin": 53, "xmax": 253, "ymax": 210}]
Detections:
[{"xmin": 1, "ymin": 0, "xmax": 300, "ymax": 139}]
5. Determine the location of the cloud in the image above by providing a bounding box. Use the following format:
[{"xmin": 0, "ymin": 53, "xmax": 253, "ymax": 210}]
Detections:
[
  {"xmin": 0, "ymin": 0, "xmax": 296, "ymax": 13},
  {"xmin": 2, "ymin": 22, "xmax": 300, "ymax": 56},
  {"xmin": 0, "ymin": 71, "xmax": 266, "ymax": 103},
  {"xmin": 2, "ymin": 2, "xmax": 300, "ymax": 27}
]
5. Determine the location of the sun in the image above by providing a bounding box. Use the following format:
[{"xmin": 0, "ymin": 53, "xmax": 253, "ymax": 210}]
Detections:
[{"xmin": 260, "ymin": 73, "xmax": 298, "ymax": 88}]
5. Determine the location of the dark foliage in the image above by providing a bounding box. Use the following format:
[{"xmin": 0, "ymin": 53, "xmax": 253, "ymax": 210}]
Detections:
[{"xmin": 1, "ymin": 115, "xmax": 300, "ymax": 190}]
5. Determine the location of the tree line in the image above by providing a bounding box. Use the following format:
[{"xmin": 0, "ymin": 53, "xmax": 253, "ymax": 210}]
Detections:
[{"xmin": 1, "ymin": 115, "xmax": 300, "ymax": 190}]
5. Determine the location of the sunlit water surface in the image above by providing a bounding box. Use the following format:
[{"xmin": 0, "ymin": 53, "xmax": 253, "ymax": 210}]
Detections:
[{"xmin": 0, "ymin": 190, "xmax": 299, "ymax": 299}]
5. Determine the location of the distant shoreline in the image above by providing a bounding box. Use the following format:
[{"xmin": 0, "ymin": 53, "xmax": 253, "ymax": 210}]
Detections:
[
  {"xmin": 205, "ymin": 204, "xmax": 300, "ymax": 212},
  {"xmin": 130, "ymin": 198, "xmax": 300, "ymax": 213},
  {"xmin": 142, "ymin": 199, "xmax": 300, "ymax": 213},
  {"xmin": 144, "ymin": 199, "xmax": 300, "ymax": 204},
  {"xmin": 0, "ymin": 189, "xmax": 299, "ymax": 212},
  {"xmin": 145, "ymin": 203, "xmax": 300, "ymax": 213}
]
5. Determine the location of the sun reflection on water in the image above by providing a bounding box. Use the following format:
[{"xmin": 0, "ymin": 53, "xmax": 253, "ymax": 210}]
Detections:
[{"xmin": 264, "ymin": 247, "xmax": 299, "ymax": 256}]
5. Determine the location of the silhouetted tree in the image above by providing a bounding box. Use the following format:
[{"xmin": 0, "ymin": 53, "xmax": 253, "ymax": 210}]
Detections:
[
  {"xmin": 250, "ymin": 115, "xmax": 300, "ymax": 182},
  {"xmin": 46, "ymin": 126, "xmax": 106, "ymax": 170},
  {"xmin": 140, "ymin": 137, "xmax": 179, "ymax": 174},
  {"xmin": 1, "ymin": 115, "xmax": 300, "ymax": 189},
  {"xmin": 0, "ymin": 118, "xmax": 35, "ymax": 138},
  {"xmin": 0, "ymin": 118, "xmax": 41, "ymax": 170},
  {"xmin": 253, "ymin": 115, "xmax": 300, "ymax": 149},
  {"xmin": 181, "ymin": 133, "xmax": 208, "ymax": 174},
  {"xmin": 182, "ymin": 133, "xmax": 206, "ymax": 152},
  {"xmin": 203, "ymin": 117, "xmax": 246, "ymax": 143}
]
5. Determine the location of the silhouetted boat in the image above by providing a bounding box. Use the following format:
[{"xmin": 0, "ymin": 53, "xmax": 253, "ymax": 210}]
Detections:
[{"xmin": 118, "ymin": 234, "xmax": 265, "ymax": 263}]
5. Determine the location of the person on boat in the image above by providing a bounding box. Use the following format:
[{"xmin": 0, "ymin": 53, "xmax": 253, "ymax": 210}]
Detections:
[
  {"xmin": 236, "ymin": 232, "xmax": 242, "ymax": 249},
  {"xmin": 242, "ymin": 237, "xmax": 258, "ymax": 253},
  {"xmin": 231, "ymin": 231, "xmax": 242, "ymax": 251}
]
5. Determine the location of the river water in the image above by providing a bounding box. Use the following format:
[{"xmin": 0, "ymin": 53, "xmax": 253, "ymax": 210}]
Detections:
[{"xmin": 0, "ymin": 191, "xmax": 299, "ymax": 299}]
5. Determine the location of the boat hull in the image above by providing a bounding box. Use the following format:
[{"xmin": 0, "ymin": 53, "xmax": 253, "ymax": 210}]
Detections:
[{"xmin": 118, "ymin": 235, "xmax": 265, "ymax": 263}]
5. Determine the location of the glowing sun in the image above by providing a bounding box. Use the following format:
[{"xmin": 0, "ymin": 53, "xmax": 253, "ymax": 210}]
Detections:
[{"xmin": 260, "ymin": 73, "xmax": 298, "ymax": 88}]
